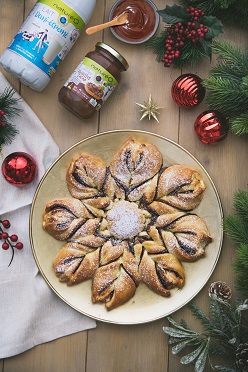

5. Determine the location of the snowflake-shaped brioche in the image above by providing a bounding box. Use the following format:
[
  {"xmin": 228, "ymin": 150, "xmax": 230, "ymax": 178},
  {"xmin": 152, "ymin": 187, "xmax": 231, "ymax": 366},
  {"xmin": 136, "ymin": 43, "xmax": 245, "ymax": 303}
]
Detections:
[{"xmin": 43, "ymin": 138, "xmax": 212, "ymax": 310}]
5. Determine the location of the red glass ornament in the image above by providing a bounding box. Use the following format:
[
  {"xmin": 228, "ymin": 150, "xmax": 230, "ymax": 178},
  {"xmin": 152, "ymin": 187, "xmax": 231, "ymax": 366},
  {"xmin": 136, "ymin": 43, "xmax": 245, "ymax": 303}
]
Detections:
[
  {"xmin": 171, "ymin": 74, "xmax": 206, "ymax": 108},
  {"xmin": 194, "ymin": 110, "xmax": 229, "ymax": 144},
  {"xmin": 2, "ymin": 152, "xmax": 37, "ymax": 186}
]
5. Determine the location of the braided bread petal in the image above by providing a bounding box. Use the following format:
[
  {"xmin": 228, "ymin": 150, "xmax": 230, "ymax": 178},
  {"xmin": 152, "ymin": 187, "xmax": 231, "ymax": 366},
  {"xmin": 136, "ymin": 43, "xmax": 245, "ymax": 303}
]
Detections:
[
  {"xmin": 92, "ymin": 241, "xmax": 140, "ymax": 310},
  {"xmin": 67, "ymin": 152, "xmax": 107, "ymax": 199},
  {"xmin": 137, "ymin": 243, "xmax": 185, "ymax": 296},
  {"xmin": 156, "ymin": 213, "xmax": 212, "ymax": 261},
  {"xmin": 53, "ymin": 242, "xmax": 100, "ymax": 285},
  {"xmin": 42, "ymin": 198, "xmax": 90, "ymax": 240},
  {"xmin": 110, "ymin": 138, "xmax": 162, "ymax": 189},
  {"xmin": 156, "ymin": 164, "xmax": 206, "ymax": 210}
]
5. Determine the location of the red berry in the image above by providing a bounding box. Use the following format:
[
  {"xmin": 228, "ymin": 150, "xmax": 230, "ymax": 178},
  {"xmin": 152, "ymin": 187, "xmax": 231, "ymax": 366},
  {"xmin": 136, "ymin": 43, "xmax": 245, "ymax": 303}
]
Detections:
[
  {"xmin": 2, "ymin": 242, "xmax": 9, "ymax": 250},
  {"xmin": 15, "ymin": 242, "xmax": 23, "ymax": 250},
  {"xmin": 2, "ymin": 220, "xmax": 11, "ymax": 228},
  {"xmin": 10, "ymin": 234, "xmax": 18, "ymax": 242},
  {"xmin": 1, "ymin": 232, "xmax": 9, "ymax": 239}
]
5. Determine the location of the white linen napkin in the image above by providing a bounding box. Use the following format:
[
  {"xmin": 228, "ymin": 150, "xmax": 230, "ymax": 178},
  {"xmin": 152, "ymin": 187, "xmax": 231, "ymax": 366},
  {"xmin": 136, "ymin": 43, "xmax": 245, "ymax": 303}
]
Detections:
[{"xmin": 0, "ymin": 73, "xmax": 96, "ymax": 359}]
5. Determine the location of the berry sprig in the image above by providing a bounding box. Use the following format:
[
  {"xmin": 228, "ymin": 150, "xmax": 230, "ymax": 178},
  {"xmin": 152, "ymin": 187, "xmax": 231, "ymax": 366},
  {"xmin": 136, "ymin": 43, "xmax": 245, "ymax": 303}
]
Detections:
[
  {"xmin": 163, "ymin": 7, "xmax": 208, "ymax": 67},
  {"xmin": 0, "ymin": 219, "xmax": 23, "ymax": 267},
  {"xmin": 147, "ymin": 4, "xmax": 223, "ymax": 69},
  {"xmin": 0, "ymin": 110, "xmax": 5, "ymax": 127}
]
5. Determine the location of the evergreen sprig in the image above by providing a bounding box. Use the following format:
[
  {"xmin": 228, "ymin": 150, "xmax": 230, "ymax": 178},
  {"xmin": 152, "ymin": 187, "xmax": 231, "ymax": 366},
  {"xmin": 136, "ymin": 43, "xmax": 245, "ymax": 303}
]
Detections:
[
  {"xmin": 147, "ymin": 5, "xmax": 223, "ymax": 69},
  {"xmin": 203, "ymin": 40, "xmax": 248, "ymax": 137},
  {"xmin": 179, "ymin": 0, "xmax": 248, "ymax": 29},
  {"xmin": 0, "ymin": 87, "xmax": 21, "ymax": 148},
  {"xmin": 164, "ymin": 297, "xmax": 248, "ymax": 371},
  {"xmin": 223, "ymin": 190, "xmax": 248, "ymax": 297}
]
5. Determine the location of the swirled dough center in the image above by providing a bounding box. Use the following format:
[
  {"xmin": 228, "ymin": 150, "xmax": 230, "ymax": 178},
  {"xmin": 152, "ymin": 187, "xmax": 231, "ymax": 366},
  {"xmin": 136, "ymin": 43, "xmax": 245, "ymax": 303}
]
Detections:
[{"xmin": 107, "ymin": 200, "xmax": 145, "ymax": 240}]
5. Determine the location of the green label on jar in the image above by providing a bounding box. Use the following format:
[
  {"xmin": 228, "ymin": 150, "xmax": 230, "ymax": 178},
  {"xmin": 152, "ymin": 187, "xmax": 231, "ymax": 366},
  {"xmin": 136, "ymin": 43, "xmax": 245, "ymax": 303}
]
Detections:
[
  {"xmin": 38, "ymin": 0, "xmax": 85, "ymax": 31},
  {"xmin": 64, "ymin": 57, "xmax": 118, "ymax": 110}
]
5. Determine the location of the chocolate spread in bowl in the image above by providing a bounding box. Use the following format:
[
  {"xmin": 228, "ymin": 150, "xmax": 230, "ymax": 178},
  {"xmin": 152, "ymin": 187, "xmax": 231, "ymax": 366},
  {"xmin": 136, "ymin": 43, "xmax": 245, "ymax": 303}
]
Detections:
[{"xmin": 111, "ymin": 0, "xmax": 158, "ymax": 43}]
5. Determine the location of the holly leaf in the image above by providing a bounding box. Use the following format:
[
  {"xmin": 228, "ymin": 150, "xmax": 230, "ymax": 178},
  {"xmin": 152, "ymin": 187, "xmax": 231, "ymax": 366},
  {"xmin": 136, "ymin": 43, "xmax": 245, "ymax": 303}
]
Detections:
[
  {"xmin": 201, "ymin": 15, "xmax": 224, "ymax": 39},
  {"xmin": 158, "ymin": 5, "xmax": 190, "ymax": 25},
  {"xmin": 198, "ymin": 37, "xmax": 212, "ymax": 57}
]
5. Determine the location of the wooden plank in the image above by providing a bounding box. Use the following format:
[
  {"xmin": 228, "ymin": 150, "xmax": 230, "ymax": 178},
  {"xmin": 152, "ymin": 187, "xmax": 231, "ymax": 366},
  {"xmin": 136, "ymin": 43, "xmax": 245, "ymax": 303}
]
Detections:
[
  {"xmin": 87, "ymin": 319, "xmax": 169, "ymax": 372},
  {"xmin": 3, "ymin": 332, "xmax": 88, "ymax": 372},
  {"xmin": 0, "ymin": 0, "xmax": 24, "ymax": 91}
]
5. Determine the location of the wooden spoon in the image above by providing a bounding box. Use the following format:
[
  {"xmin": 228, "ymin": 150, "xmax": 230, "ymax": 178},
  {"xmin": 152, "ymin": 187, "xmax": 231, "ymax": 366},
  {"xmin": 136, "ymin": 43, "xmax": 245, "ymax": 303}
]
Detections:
[{"xmin": 85, "ymin": 12, "xmax": 129, "ymax": 35}]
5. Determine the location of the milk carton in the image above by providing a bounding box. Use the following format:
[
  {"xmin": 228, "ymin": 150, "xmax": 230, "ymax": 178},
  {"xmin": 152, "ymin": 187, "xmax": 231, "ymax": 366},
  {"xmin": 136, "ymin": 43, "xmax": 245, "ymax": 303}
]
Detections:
[{"xmin": 0, "ymin": 0, "xmax": 96, "ymax": 91}]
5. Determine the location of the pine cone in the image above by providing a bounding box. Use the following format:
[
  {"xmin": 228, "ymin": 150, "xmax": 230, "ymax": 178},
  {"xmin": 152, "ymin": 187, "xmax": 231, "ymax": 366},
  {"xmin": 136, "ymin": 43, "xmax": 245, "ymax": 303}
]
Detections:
[
  {"xmin": 236, "ymin": 343, "xmax": 248, "ymax": 372},
  {"xmin": 208, "ymin": 281, "xmax": 232, "ymax": 301}
]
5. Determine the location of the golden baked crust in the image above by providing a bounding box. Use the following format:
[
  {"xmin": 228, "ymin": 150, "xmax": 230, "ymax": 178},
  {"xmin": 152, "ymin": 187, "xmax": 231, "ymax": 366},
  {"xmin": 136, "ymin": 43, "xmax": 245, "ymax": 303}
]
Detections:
[
  {"xmin": 155, "ymin": 213, "xmax": 212, "ymax": 261},
  {"xmin": 43, "ymin": 137, "xmax": 212, "ymax": 310},
  {"xmin": 110, "ymin": 137, "xmax": 163, "ymax": 189},
  {"xmin": 155, "ymin": 164, "xmax": 206, "ymax": 211},
  {"xmin": 53, "ymin": 242, "xmax": 100, "ymax": 285}
]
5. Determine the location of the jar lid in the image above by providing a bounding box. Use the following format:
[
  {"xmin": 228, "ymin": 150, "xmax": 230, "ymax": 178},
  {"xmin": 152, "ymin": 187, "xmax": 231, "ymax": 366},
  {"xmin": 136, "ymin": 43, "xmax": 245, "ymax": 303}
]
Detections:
[{"xmin": 96, "ymin": 42, "xmax": 129, "ymax": 71}]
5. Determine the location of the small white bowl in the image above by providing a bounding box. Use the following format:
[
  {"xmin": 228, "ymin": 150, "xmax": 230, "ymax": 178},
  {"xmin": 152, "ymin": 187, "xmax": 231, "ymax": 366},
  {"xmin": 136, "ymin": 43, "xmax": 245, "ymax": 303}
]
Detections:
[{"xmin": 109, "ymin": 0, "xmax": 160, "ymax": 45}]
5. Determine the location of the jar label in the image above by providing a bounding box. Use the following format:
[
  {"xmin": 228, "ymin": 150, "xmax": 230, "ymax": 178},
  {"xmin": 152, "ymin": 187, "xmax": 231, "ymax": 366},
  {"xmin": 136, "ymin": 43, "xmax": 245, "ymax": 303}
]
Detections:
[
  {"xmin": 7, "ymin": 0, "xmax": 84, "ymax": 78},
  {"xmin": 63, "ymin": 57, "xmax": 118, "ymax": 110}
]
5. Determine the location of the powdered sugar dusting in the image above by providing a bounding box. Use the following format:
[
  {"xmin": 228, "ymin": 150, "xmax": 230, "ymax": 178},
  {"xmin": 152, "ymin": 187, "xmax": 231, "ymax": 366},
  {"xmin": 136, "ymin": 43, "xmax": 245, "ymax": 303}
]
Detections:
[{"xmin": 107, "ymin": 201, "xmax": 145, "ymax": 240}]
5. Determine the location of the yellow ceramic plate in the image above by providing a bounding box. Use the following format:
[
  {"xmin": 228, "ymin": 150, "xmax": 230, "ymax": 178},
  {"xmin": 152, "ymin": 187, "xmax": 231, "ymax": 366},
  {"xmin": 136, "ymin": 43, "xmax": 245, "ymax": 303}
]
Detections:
[{"xmin": 30, "ymin": 130, "xmax": 223, "ymax": 324}]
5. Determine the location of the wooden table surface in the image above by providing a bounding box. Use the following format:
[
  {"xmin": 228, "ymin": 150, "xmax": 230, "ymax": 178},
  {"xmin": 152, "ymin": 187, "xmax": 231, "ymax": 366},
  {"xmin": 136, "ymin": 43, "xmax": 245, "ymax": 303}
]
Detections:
[{"xmin": 0, "ymin": 1, "xmax": 247, "ymax": 371}]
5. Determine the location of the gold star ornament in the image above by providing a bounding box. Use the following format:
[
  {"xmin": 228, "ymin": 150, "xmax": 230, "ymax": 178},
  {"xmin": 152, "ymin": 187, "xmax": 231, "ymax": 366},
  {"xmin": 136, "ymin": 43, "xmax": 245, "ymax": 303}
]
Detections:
[{"xmin": 136, "ymin": 94, "xmax": 165, "ymax": 123}]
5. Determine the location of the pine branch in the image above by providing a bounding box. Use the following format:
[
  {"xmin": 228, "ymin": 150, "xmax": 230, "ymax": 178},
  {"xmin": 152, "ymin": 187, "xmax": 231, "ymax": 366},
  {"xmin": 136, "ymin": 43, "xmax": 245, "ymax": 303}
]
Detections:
[
  {"xmin": 203, "ymin": 40, "xmax": 248, "ymax": 136},
  {"xmin": 0, "ymin": 87, "xmax": 21, "ymax": 118},
  {"xmin": 0, "ymin": 123, "xmax": 18, "ymax": 147},
  {"xmin": 188, "ymin": 302, "xmax": 214, "ymax": 331},
  {"xmin": 203, "ymin": 76, "xmax": 248, "ymax": 117},
  {"xmin": 0, "ymin": 87, "xmax": 22, "ymax": 147},
  {"xmin": 233, "ymin": 244, "xmax": 248, "ymax": 297},
  {"xmin": 233, "ymin": 190, "xmax": 248, "ymax": 222},
  {"xmin": 210, "ymin": 63, "xmax": 244, "ymax": 83},
  {"xmin": 231, "ymin": 115, "xmax": 248, "ymax": 136},
  {"xmin": 223, "ymin": 215, "xmax": 248, "ymax": 246}
]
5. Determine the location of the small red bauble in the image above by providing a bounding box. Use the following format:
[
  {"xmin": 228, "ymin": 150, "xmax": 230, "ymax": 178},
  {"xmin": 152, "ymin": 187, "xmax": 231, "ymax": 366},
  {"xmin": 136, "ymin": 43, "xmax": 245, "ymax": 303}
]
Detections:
[
  {"xmin": 194, "ymin": 110, "xmax": 229, "ymax": 144},
  {"xmin": 2, "ymin": 152, "xmax": 37, "ymax": 186},
  {"xmin": 171, "ymin": 73, "xmax": 206, "ymax": 108}
]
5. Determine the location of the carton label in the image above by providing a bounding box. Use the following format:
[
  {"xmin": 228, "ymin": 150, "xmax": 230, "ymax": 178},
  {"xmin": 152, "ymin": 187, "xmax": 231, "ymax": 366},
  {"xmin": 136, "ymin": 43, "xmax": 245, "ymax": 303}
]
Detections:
[{"xmin": 7, "ymin": 0, "xmax": 84, "ymax": 78}]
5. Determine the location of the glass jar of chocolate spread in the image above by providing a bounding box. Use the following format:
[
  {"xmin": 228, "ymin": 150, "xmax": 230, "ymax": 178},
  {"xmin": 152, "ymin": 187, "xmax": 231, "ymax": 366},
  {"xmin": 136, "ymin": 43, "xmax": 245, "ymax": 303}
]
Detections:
[{"xmin": 58, "ymin": 42, "xmax": 129, "ymax": 119}]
